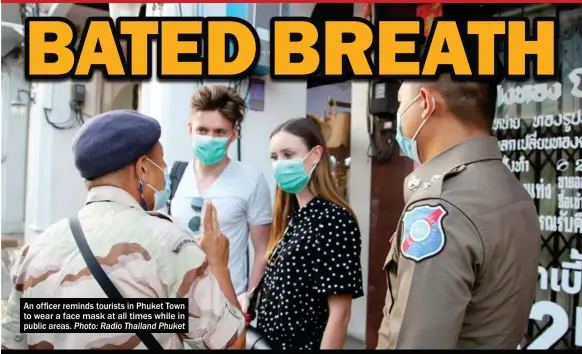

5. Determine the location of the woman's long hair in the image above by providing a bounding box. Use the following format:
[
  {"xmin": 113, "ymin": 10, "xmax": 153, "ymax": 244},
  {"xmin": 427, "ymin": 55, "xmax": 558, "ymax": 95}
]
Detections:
[{"xmin": 265, "ymin": 117, "xmax": 357, "ymax": 259}]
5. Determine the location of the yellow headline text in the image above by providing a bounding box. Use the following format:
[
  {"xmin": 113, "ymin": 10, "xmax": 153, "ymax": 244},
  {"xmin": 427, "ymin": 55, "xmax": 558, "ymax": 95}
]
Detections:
[{"xmin": 25, "ymin": 16, "xmax": 559, "ymax": 81}]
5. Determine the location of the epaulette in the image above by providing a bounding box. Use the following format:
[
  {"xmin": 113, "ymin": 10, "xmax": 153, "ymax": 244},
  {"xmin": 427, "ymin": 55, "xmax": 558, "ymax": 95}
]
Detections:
[
  {"xmin": 146, "ymin": 211, "xmax": 173, "ymax": 223},
  {"xmin": 442, "ymin": 164, "xmax": 467, "ymax": 182},
  {"xmin": 428, "ymin": 164, "xmax": 468, "ymax": 197}
]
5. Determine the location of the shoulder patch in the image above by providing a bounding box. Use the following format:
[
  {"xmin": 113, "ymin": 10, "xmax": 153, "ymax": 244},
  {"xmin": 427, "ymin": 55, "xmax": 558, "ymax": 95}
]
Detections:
[
  {"xmin": 401, "ymin": 204, "xmax": 448, "ymax": 262},
  {"xmin": 171, "ymin": 236, "xmax": 198, "ymax": 254}
]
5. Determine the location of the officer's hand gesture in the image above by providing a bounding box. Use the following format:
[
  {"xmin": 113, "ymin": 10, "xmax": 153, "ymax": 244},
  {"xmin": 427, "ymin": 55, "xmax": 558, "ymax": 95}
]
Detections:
[{"xmin": 199, "ymin": 201, "xmax": 229, "ymax": 268}]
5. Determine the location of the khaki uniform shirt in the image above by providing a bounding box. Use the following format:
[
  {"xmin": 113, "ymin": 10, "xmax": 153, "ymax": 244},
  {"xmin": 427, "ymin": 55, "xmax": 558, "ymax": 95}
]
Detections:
[
  {"xmin": 377, "ymin": 136, "xmax": 541, "ymax": 349},
  {"xmin": 1, "ymin": 186, "xmax": 245, "ymax": 350}
]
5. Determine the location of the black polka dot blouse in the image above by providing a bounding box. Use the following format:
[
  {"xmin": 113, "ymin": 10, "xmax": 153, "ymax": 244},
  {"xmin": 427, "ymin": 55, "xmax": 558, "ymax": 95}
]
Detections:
[{"xmin": 256, "ymin": 197, "xmax": 364, "ymax": 350}]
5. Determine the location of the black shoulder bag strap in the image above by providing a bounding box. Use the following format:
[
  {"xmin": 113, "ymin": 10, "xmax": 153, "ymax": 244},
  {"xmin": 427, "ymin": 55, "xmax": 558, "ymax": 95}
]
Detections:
[
  {"xmin": 167, "ymin": 161, "xmax": 189, "ymax": 216},
  {"xmin": 68, "ymin": 216, "xmax": 164, "ymax": 350}
]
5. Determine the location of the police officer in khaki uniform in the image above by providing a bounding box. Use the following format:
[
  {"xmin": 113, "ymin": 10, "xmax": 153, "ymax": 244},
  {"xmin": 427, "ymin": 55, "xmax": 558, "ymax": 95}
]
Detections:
[{"xmin": 377, "ymin": 75, "xmax": 541, "ymax": 349}]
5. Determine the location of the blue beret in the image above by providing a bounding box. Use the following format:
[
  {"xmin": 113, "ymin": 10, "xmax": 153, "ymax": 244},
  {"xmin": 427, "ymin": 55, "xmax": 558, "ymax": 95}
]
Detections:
[{"xmin": 72, "ymin": 110, "xmax": 161, "ymax": 180}]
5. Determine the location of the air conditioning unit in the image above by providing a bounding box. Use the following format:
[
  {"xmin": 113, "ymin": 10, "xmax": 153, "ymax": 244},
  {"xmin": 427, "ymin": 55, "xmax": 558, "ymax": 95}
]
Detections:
[{"xmin": 225, "ymin": 3, "xmax": 289, "ymax": 76}]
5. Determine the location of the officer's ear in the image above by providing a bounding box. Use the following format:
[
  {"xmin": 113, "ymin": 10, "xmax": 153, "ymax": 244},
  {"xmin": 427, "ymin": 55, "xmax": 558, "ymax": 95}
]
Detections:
[
  {"xmin": 419, "ymin": 88, "xmax": 437, "ymax": 120},
  {"xmin": 134, "ymin": 156, "xmax": 149, "ymax": 181}
]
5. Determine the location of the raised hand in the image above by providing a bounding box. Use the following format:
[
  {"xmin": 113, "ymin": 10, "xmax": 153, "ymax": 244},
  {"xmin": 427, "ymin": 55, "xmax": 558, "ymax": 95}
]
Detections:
[{"xmin": 198, "ymin": 201, "xmax": 229, "ymax": 268}]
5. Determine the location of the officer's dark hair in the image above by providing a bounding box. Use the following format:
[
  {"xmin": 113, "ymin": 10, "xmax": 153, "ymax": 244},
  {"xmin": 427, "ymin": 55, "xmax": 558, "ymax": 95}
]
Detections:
[
  {"xmin": 411, "ymin": 38, "xmax": 500, "ymax": 131},
  {"xmin": 190, "ymin": 85, "xmax": 247, "ymax": 127},
  {"xmin": 414, "ymin": 75, "xmax": 498, "ymax": 131}
]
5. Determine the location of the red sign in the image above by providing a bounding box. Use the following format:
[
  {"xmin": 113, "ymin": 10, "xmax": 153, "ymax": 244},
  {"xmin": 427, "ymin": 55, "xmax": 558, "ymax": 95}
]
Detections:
[{"xmin": 416, "ymin": 3, "xmax": 443, "ymax": 36}]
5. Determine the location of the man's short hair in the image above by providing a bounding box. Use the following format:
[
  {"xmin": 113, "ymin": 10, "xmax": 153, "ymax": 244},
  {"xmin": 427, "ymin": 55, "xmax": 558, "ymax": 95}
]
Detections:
[
  {"xmin": 416, "ymin": 74, "xmax": 497, "ymax": 130},
  {"xmin": 190, "ymin": 85, "xmax": 247, "ymax": 127}
]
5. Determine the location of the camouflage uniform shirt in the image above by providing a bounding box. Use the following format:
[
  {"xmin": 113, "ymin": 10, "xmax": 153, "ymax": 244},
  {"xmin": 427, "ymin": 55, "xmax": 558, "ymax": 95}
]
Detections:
[{"xmin": 1, "ymin": 186, "xmax": 245, "ymax": 349}]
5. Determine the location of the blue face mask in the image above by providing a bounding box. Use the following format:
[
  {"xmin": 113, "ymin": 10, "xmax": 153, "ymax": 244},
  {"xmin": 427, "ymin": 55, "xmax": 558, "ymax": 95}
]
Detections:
[
  {"xmin": 193, "ymin": 134, "xmax": 229, "ymax": 166},
  {"xmin": 143, "ymin": 158, "xmax": 171, "ymax": 211},
  {"xmin": 273, "ymin": 150, "xmax": 316, "ymax": 194},
  {"xmin": 395, "ymin": 94, "xmax": 435, "ymax": 163}
]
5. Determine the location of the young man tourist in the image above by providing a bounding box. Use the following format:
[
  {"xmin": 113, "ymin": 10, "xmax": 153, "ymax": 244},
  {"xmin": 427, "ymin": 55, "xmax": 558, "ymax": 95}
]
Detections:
[{"xmin": 164, "ymin": 85, "xmax": 272, "ymax": 296}]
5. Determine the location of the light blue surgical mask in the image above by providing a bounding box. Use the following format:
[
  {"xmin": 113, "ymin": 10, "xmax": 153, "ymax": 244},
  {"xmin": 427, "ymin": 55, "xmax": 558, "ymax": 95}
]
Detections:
[
  {"xmin": 193, "ymin": 134, "xmax": 229, "ymax": 166},
  {"xmin": 395, "ymin": 94, "xmax": 435, "ymax": 163},
  {"xmin": 273, "ymin": 150, "xmax": 317, "ymax": 194},
  {"xmin": 144, "ymin": 158, "xmax": 171, "ymax": 211}
]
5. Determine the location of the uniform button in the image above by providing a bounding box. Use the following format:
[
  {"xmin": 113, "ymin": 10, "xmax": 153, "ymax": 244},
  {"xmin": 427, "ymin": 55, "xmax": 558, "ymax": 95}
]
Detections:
[{"xmin": 14, "ymin": 334, "xmax": 23, "ymax": 342}]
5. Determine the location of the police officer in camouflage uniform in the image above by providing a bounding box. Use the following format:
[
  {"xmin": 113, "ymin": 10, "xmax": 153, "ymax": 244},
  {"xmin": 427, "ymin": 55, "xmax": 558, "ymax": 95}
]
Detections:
[{"xmin": 1, "ymin": 110, "xmax": 245, "ymax": 350}]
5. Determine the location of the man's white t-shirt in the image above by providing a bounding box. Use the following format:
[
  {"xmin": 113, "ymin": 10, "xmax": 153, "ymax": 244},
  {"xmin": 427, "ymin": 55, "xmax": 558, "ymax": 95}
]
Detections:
[{"xmin": 168, "ymin": 159, "xmax": 272, "ymax": 294}]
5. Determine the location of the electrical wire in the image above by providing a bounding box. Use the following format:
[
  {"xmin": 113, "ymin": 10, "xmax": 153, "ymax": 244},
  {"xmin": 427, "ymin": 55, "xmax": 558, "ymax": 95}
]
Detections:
[
  {"xmin": 244, "ymin": 77, "xmax": 252, "ymax": 102},
  {"xmin": 231, "ymin": 76, "xmax": 252, "ymax": 103},
  {"xmin": 43, "ymin": 103, "xmax": 90, "ymax": 130},
  {"xmin": 366, "ymin": 81, "xmax": 396, "ymax": 163},
  {"xmin": 231, "ymin": 76, "xmax": 253, "ymax": 163},
  {"xmin": 44, "ymin": 107, "xmax": 76, "ymax": 130},
  {"xmin": 373, "ymin": 129, "xmax": 396, "ymax": 162},
  {"xmin": 365, "ymin": 2, "xmax": 396, "ymax": 164}
]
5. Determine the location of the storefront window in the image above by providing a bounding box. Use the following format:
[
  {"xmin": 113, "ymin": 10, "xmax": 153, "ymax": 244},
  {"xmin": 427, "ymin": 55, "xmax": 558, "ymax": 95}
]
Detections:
[{"xmin": 493, "ymin": 4, "xmax": 582, "ymax": 350}]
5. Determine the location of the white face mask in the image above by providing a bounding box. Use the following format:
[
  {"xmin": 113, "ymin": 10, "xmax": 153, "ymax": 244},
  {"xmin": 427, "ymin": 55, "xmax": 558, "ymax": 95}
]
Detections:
[
  {"xmin": 141, "ymin": 158, "xmax": 170, "ymax": 211},
  {"xmin": 395, "ymin": 93, "xmax": 435, "ymax": 163}
]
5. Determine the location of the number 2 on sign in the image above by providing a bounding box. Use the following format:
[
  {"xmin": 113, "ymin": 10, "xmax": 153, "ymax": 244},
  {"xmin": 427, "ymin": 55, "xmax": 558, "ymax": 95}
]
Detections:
[
  {"xmin": 521, "ymin": 301, "xmax": 581, "ymax": 349},
  {"xmin": 575, "ymin": 159, "xmax": 582, "ymax": 172}
]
